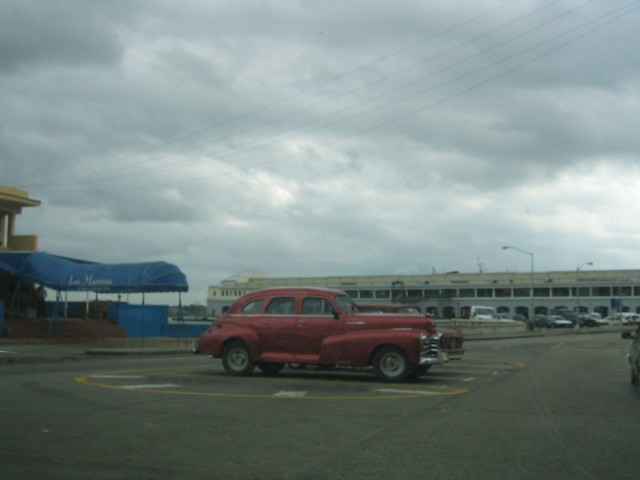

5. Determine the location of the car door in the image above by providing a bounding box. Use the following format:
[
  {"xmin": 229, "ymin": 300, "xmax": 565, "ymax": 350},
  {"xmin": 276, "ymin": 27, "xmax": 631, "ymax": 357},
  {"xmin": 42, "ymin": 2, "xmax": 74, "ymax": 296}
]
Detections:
[
  {"xmin": 254, "ymin": 296, "xmax": 297, "ymax": 356},
  {"xmin": 294, "ymin": 296, "xmax": 344, "ymax": 362}
]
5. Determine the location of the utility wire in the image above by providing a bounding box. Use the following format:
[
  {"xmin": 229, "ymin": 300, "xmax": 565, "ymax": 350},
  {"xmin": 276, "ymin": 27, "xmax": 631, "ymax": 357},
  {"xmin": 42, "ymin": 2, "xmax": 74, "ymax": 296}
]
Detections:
[
  {"xmin": 21, "ymin": 1, "xmax": 638, "ymax": 192},
  {"xmin": 136, "ymin": 1, "xmax": 640, "ymax": 192},
  {"xmin": 21, "ymin": 0, "xmax": 523, "ymax": 189}
]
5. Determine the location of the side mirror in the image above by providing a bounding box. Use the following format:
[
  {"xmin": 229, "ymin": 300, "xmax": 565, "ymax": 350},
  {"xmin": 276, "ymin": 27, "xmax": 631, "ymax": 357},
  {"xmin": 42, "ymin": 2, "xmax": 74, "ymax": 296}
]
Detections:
[{"xmin": 332, "ymin": 310, "xmax": 341, "ymax": 320}]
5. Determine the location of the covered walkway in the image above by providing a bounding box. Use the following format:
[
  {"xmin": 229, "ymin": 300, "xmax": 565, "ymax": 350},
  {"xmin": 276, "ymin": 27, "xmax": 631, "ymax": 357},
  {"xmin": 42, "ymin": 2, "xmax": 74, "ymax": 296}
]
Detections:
[{"xmin": 0, "ymin": 251, "xmax": 189, "ymax": 340}]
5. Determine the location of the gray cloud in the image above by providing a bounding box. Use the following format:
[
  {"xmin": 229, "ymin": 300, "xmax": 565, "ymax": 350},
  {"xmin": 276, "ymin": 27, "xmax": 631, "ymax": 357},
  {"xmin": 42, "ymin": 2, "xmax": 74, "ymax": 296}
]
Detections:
[
  {"xmin": 0, "ymin": 0, "xmax": 124, "ymax": 73},
  {"xmin": 3, "ymin": 0, "xmax": 640, "ymax": 304}
]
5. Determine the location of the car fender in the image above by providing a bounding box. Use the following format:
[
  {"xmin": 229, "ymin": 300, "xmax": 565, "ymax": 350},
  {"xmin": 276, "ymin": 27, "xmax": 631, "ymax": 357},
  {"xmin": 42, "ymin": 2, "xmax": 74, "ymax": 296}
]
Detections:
[
  {"xmin": 197, "ymin": 325, "xmax": 260, "ymax": 359},
  {"xmin": 320, "ymin": 329, "xmax": 423, "ymax": 365}
]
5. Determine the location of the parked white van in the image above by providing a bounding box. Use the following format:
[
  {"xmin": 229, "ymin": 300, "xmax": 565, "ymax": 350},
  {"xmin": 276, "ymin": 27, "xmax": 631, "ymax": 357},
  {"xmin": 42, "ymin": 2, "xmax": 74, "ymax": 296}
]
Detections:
[
  {"xmin": 470, "ymin": 306, "xmax": 496, "ymax": 320},
  {"xmin": 616, "ymin": 313, "xmax": 639, "ymax": 325}
]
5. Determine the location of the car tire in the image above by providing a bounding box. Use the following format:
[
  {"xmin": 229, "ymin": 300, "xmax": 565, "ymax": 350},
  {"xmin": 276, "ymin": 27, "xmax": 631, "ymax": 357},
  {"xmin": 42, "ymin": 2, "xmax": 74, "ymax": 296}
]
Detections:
[
  {"xmin": 222, "ymin": 340, "xmax": 254, "ymax": 376},
  {"xmin": 258, "ymin": 362, "xmax": 284, "ymax": 376},
  {"xmin": 373, "ymin": 346, "xmax": 413, "ymax": 382}
]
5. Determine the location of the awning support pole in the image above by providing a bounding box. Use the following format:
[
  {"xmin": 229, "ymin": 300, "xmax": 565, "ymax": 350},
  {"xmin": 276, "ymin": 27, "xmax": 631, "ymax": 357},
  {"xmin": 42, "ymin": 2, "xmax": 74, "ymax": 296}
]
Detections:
[
  {"xmin": 47, "ymin": 290, "xmax": 62, "ymax": 339},
  {"xmin": 177, "ymin": 292, "xmax": 186, "ymax": 346}
]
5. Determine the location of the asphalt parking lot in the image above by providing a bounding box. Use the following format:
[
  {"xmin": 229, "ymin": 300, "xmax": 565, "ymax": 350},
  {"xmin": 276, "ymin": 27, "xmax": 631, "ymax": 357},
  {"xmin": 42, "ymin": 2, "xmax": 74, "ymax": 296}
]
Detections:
[{"xmin": 2, "ymin": 330, "xmax": 639, "ymax": 480}]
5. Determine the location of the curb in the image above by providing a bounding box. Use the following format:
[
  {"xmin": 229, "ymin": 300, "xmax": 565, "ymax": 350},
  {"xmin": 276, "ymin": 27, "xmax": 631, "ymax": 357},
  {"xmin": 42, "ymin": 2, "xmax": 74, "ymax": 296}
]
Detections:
[{"xmin": 85, "ymin": 347, "xmax": 192, "ymax": 356}]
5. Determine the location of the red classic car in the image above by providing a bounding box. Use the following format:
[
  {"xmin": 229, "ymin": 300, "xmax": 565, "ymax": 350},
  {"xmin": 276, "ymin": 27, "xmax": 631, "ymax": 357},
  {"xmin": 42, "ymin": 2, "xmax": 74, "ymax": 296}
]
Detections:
[{"xmin": 196, "ymin": 287, "xmax": 449, "ymax": 382}]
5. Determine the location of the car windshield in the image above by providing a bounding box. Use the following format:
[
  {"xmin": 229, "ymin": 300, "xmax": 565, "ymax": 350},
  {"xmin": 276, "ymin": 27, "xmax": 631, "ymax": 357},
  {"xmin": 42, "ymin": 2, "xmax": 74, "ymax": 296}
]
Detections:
[{"xmin": 335, "ymin": 294, "xmax": 358, "ymax": 313}]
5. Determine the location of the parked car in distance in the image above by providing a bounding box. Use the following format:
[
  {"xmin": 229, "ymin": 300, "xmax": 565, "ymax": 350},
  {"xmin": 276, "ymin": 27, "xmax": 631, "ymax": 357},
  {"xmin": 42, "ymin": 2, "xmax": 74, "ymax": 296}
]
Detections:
[
  {"xmin": 534, "ymin": 314, "xmax": 548, "ymax": 328},
  {"xmin": 593, "ymin": 316, "xmax": 610, "ymax": 326},
  {"xmin": 577, "ymin": 314, "xmax": 599, "ymax": 327},
  {"xmin": 622, "ymin": 326, "xmax": 640, "ymax": 385},
  {"xmin": 618, "ymin": 313, "xmax": 640, "ymax": 326},
  {"xmin": 195, "ymin": 287, "xmax": 450, "ymax": 382},
  {"xmin": 492, "ymin": 313, "xmax": 526, "ymax": 322},
  {"xmin": 547, "ymin": 315, "xmax": 573, "ymax": 328}
]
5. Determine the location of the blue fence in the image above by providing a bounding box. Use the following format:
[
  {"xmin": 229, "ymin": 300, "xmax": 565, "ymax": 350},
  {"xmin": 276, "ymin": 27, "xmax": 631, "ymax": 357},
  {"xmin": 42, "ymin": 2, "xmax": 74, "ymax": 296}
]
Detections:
[{"xmin": 108, "ymin": 303, "xmax": 209, "ymax": 339}]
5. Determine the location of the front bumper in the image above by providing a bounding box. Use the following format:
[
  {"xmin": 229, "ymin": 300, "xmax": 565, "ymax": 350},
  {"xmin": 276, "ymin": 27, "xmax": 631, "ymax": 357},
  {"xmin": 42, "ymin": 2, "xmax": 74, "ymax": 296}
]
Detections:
[
  {"xmin": 419, "ymin": 333, "xmax": 448, "ymax": 366},
  {"xmin": 443, "ymin": 348, "xmax": 465, "ymax": 361}
]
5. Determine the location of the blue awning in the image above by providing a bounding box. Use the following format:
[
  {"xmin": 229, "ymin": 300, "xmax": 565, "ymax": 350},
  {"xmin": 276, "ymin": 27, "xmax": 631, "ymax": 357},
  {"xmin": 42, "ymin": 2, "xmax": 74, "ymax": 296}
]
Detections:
[{"xmin": 0, "ymin": 252, "xmax": 188, "ymax": 293}]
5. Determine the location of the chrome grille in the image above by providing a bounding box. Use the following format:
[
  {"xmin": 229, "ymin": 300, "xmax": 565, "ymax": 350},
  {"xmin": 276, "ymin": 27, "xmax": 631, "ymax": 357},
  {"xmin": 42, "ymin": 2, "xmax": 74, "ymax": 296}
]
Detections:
[{"xmin": 422, "ymin": 333, "xmax": 442, "ymax": 357}]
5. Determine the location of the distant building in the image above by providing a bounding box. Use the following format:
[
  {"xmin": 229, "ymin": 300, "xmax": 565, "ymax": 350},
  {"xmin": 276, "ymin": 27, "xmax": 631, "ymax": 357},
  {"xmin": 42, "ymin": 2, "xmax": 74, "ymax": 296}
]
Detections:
[
  {"xmin": 207, "ymin": 269, "xmax": 640, "ymax": 319},
  {"xmin": 0, "ymin": 186, "xmax": 40, "ymax": 251}
]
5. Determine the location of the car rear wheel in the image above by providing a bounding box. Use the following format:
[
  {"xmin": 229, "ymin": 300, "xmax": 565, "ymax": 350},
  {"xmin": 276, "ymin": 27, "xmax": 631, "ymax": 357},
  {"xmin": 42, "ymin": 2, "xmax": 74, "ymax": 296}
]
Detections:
[
  {"xmin": 222, "ymin": 341, "xmax": 254, "ymax": 376},
  {"xmin": 373, "ymin": 346, "xmax": 413, "ymax": 382}
]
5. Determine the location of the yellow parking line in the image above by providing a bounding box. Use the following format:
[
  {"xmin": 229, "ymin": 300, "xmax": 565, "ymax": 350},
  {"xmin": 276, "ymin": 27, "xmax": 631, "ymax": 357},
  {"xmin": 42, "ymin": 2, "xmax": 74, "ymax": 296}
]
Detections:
[{"xmin": 74, "ymin": 367, "xmax": 468, "ymax": 401}]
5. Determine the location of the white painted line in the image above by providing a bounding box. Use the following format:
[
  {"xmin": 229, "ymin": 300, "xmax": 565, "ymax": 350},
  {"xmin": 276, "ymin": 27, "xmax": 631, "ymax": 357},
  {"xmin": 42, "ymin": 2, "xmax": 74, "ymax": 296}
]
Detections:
[
  {"xmin": 0, "ymin": 350, "xmax": 18, "ymax": 354},
  {"xmin": 92, "ymin": 375, "xmax": 145, "ymax": 379},
  {"xmin": 121, "ymin": 384, "xmax": 180, "ymax": 390},
  {"xmin": 463, "ymin": 377, "xmax": 475, "ymax": 382},
  {"xmin": 375, "ymin": 389, "xmax": 437, "ymax": 395},
  {"xmin": 273, "ymin": 391, "xmax": 307, "ymax": 397}
]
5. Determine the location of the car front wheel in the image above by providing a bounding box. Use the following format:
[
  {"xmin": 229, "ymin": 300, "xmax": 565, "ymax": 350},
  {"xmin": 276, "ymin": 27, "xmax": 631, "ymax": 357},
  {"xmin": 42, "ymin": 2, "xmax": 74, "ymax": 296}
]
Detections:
[
  {"xmin": 373, "ymin": 346, "xmax": 413, "ymax": 382},
  {"xmin": 222, "ymin": 341, "xmax": 255, "ymax": 376}
]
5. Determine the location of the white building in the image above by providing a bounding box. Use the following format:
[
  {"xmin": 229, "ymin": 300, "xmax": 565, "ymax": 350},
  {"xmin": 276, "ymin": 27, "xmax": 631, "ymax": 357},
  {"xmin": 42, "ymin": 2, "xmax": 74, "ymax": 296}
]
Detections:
[{"xmin": 207, "ymin": 269, "xmax": 640, "ymax": 319}]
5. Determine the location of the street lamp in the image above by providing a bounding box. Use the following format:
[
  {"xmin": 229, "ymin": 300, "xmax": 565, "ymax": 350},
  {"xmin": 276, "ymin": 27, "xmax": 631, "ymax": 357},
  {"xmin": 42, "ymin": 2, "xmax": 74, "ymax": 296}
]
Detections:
[
  {"xmin": 503, "ymin": 246, "xmax": 534, "ymax": 330},
  {"xmin": 576, "ymin": 262, "xmax": 593, "ymax": 328}
]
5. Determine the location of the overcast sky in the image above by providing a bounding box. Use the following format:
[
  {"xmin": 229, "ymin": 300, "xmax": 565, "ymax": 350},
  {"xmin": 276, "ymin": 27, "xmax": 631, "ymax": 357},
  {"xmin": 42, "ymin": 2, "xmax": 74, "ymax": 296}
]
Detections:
[{"xmin": 2, "ymin": 0, "xmax": 640, "ymax": 305}]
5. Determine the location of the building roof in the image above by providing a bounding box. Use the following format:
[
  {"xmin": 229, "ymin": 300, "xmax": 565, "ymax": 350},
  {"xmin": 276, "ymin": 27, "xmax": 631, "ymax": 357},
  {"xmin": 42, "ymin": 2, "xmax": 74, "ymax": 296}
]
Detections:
[
  {"xmin": 212, "ymin": 269, "xmax": 640, "ymax": 290},
  {"xmin": 0, "ymin": 186, "xmax": 41, "ymax": 213}
]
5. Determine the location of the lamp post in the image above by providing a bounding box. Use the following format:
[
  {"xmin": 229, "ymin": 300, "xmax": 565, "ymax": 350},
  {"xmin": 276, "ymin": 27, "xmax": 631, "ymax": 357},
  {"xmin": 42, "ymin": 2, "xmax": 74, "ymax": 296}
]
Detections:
[
  {"xmin": 576, "ymin": 262, "xmax": 593, "ymax": 329},
  {"xmin": 503, "ymin": 246, "xmax": 534, "ymax": 330}
]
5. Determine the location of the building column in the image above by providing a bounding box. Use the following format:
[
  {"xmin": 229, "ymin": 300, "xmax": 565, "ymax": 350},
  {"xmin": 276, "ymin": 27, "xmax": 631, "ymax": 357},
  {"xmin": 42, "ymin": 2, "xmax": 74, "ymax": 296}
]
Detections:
[{"xmin": 0, "ymin": 213, "xmax": 6, "ymax": 248}]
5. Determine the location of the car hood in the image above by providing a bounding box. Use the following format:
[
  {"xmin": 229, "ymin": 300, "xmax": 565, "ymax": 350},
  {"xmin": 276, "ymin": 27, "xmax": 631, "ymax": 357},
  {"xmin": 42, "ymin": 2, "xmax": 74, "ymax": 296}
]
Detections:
[{"xmin": 351, "ymin": 313, "xmax": 436, "ymax": 334}]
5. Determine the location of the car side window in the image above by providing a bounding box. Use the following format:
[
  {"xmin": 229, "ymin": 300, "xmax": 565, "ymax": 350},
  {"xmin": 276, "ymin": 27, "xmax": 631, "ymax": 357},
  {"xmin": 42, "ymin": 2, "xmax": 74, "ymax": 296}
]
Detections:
[
  {"xmin": 241, "ymin": 299, "xmax": 265, "ymax": 314},
  {"xmin": 302, "ymin": 297, "xmax": 333, "ymax": 315},
  {"xmin": 266, "ymin": 297, "xmax": 295, "ymax": 314},
  {"xmin": 335, "ymin": 294, "xmax": 356, "ymax": 313}
]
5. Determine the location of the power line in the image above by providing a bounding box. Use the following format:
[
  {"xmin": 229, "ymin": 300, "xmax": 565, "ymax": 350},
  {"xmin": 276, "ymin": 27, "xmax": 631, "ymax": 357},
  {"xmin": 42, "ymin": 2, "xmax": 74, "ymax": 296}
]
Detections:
[
  {"xmin": 20, "ymin": 0, "xmax": 524, "ymax": 190},
  {"xmin": 19, "ymin": 1, "xmax": 638, "ymax": 193}
]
